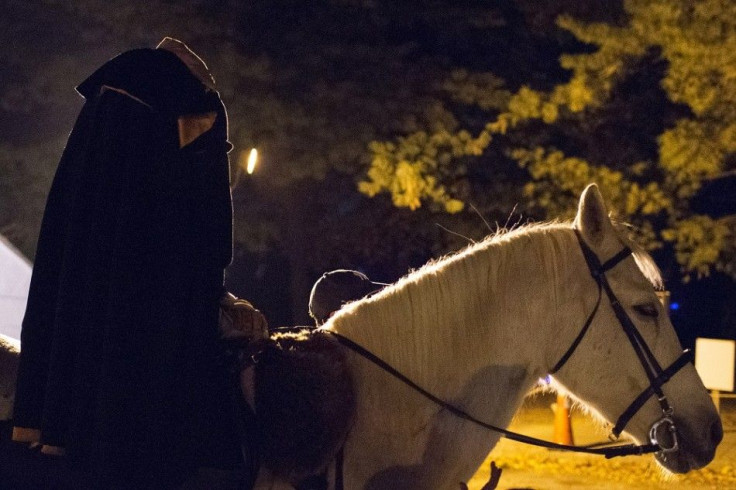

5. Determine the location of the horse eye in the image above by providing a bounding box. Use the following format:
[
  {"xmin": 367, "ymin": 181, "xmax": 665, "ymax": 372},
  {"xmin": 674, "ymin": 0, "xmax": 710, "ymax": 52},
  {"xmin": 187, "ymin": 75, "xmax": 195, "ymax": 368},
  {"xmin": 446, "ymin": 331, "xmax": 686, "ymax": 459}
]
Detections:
[{"xmin": 633, "ymin": 303, "xmax": 659, "ymax": 318}]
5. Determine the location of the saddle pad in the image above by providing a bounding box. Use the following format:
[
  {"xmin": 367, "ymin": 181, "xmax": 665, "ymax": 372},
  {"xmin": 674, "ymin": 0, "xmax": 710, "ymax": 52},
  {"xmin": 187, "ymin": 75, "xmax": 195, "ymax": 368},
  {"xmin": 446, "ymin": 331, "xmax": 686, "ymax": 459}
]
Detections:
[{"xmin": 254, "ymin": 329, "xmax": 355, "ymax": 482}]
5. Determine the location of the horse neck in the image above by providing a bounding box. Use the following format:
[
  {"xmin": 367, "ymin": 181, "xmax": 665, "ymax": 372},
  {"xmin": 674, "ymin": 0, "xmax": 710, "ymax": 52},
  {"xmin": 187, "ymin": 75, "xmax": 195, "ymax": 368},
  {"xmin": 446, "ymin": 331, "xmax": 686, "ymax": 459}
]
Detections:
[
  {"xmin": 328, "ymin": 226, "xmax": 585, "ymax": 488},
  {"xmin": 331, "ymin": 225, "xmax": 579, "ymax": 406}
]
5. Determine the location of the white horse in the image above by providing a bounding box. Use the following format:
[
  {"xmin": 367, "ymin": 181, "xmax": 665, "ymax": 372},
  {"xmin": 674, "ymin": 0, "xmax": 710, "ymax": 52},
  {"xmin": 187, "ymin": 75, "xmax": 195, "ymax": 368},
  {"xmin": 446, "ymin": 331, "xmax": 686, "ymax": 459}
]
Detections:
[{"xmin": 254, "ymin": 184, "xmax": 722, "ymax": 489}]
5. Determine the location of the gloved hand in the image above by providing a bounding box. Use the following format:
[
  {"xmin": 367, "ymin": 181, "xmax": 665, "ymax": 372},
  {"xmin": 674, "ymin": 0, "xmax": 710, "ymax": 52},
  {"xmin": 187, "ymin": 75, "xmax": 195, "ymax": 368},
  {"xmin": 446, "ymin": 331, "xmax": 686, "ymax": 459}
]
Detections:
[{"xmin": 219, "ymin": 292, "xmax": 269, "ymax": 343}]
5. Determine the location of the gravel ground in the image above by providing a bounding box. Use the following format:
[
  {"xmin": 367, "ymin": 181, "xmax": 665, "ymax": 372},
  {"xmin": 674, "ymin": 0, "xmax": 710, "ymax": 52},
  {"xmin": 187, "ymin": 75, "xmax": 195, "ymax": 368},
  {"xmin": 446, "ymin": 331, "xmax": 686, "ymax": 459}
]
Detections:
[{"xmin": 466, "ymin": 394, "xmax": 736, "ymax": 490}]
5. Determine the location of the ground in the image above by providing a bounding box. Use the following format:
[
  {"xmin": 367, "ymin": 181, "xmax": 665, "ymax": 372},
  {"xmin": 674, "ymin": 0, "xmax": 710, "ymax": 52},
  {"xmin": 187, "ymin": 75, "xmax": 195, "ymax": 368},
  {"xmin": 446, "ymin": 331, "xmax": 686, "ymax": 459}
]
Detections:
[{"xmin": 467, "ymin": 393, "xmax": 736, "ymax": 490}]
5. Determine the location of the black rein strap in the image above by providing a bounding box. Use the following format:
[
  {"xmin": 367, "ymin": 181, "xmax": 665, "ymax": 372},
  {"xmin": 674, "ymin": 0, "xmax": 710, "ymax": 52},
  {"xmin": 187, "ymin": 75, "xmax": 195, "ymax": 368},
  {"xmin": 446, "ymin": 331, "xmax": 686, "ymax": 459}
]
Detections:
[{"xmin": 329, "ymin": 331, "xmax": 659, "ymax": 458}]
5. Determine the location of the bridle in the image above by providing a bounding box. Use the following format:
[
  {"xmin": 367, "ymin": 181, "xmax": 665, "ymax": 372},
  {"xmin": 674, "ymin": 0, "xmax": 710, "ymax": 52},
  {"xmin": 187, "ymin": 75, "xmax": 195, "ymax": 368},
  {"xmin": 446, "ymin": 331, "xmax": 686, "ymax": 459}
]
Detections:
[
  {"xmin": 549, "ymin": 228, "xmax": 693, "ymax": 454},
  {"xmin": 329, "ymin": 226, "xmax": 694, "ymax": 460}
]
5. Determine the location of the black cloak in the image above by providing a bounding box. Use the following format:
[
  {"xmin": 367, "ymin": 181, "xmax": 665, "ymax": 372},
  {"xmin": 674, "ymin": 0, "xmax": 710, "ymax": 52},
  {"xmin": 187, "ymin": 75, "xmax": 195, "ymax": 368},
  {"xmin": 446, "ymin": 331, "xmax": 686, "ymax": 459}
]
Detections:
[{"xmin": 13, "ymin": 42, "xmax": 243, "ymax": 487}]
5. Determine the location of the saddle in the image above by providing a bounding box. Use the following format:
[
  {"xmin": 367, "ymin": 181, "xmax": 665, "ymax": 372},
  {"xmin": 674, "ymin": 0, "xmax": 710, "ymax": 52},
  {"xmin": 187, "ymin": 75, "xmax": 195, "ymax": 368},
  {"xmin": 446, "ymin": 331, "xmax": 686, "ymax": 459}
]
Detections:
[
  {"xmin": 251, "ymin": 329, "xmax": 355, "ymax": 484},
  {"xmin": 220, "ymin": 296, "xmax": 355, "ymax": 487}
]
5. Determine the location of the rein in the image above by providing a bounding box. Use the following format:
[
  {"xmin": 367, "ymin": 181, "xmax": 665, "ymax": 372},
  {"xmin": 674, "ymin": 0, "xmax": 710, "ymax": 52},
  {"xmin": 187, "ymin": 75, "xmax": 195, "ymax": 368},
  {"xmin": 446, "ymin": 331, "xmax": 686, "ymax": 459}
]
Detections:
[
  {"xmin": 328, "ymin": 227, "xmax": 693, "ymax": 461},
  {"xmin": 330, "ymin": 331, "xmax": 658, "ymax": 459}
]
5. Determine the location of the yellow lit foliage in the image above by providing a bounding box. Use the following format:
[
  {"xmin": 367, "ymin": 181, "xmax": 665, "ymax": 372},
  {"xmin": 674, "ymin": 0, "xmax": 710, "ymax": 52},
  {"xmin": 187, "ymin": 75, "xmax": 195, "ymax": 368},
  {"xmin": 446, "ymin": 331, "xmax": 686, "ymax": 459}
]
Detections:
[
  {"xmin": 361, "ymin": 0, "xmax": 736, "ymax": 280},
  {"xmin": 359, "ymin": 128, "xmax": 488, "ymax": 214},
  {"xmin": 662, "ymin": 216, "xmax": 735, "ymax": 280},
  {"xmin": 533, "ymin": 0, "xmax": 736, "ymax": 278},
  {"xmin": 513, "ymin": 148, "xmax": 671, "ymax": 247}
]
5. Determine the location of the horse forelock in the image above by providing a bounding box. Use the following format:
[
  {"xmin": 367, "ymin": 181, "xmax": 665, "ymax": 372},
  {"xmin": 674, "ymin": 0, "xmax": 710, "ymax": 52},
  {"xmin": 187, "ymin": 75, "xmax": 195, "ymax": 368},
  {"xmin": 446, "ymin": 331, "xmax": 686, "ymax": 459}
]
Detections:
[{"xmin": 611, "ymin": 221, "xmax": 664, "ymax": 290}]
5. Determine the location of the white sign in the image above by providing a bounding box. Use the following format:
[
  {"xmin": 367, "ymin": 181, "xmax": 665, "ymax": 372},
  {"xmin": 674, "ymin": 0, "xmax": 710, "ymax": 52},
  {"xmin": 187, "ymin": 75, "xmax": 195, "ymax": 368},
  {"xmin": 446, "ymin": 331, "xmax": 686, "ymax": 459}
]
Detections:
[
  {"xmin": 0, "ymin": 234, "xmax": 32, "ymax": 340},
  {"xmin": 695, "ymin": 337, "xmax": 735, "ymax": 392}
]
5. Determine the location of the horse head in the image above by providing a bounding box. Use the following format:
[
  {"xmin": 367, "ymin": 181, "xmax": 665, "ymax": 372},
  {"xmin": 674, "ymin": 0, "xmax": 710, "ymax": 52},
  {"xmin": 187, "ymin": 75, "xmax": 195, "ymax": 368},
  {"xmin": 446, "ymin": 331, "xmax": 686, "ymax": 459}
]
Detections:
[{"xmin": 551, "ymin": 184, "xmax": 722, "ymax": 473}]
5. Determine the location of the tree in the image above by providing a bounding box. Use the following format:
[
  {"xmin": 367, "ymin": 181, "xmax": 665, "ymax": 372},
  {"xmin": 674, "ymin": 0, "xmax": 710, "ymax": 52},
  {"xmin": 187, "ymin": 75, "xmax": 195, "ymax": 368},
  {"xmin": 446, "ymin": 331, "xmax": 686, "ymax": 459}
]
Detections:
[{"xmin": 361, "ymin": 0, "xmax": 736, "ymax": 282}]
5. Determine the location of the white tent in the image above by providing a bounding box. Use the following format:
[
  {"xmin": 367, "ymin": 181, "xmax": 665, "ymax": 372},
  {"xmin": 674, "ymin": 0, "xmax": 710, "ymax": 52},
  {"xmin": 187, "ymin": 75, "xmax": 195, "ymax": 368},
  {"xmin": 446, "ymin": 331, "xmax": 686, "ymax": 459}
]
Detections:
[{"xmin": 0, "ymin": 234, "xmax": 32, "ymax": 340}]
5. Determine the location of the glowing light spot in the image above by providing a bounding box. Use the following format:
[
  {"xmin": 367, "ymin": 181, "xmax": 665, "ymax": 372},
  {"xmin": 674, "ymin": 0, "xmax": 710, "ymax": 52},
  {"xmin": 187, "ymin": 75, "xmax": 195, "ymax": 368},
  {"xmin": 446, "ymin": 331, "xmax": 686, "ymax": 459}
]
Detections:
[
  {"xmin": 246, "ymin": 148, "xmax": 258, "ymax": 174},
  {"xmin": 670, "ymin": 302, "xmax": 680, "ymax": 311}
]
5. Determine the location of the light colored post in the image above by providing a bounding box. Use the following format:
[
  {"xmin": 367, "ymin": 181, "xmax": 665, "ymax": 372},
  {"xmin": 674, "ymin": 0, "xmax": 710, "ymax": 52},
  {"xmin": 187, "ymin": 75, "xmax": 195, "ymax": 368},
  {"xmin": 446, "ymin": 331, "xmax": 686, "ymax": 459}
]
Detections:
[
  {"xmin": 695, "ymin": 337, "xmax": 735, "ymax": 413},
  {"xmin": 552, "ymin": 393, "xmax": 574, "ymax": 445}
]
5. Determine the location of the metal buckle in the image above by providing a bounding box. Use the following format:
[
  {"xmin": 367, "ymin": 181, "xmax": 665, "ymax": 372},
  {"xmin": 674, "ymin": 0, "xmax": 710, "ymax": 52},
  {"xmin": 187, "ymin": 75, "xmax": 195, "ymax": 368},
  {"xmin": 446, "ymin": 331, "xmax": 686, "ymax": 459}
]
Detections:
[{"xmin": 649, "ymin": 417, "xmax": 679, "ymax": 453}]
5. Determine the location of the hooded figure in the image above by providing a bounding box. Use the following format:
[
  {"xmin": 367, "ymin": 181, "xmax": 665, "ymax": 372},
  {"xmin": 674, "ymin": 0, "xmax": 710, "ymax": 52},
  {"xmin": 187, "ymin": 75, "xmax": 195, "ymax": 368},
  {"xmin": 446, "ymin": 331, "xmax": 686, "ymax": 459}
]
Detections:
[{"xmin": 12, "ymin": 38, "xmax": 245, "ymax": 488}]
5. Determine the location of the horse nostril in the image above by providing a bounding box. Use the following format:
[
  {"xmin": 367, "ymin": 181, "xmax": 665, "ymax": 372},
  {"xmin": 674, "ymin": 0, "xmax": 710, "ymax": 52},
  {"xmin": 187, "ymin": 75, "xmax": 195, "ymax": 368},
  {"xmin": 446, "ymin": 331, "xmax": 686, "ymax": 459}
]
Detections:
[{"xmin": 710, "ymin": 418, "xmax": 724, "ymax": 446}]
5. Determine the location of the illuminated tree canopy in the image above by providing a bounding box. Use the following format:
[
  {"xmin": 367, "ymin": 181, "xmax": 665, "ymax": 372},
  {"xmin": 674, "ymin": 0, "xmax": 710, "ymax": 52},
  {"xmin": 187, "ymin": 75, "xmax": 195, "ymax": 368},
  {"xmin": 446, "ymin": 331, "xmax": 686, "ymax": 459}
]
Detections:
[{"xmin": 362, "ymin": 0, "xmax": 736, "ymax": 281}]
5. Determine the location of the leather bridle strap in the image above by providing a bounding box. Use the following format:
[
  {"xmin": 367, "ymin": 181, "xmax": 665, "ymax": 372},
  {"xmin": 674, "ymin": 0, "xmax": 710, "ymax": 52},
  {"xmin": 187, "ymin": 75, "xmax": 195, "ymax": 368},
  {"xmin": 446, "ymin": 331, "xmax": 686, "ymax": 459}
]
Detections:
[
  {"xmin": 612, "ymin": 349, "xmax": 693, "ymax": 437},
  {"xmin": 556, "ymin": 229, "xmax": 691, "ymax": 443},
  {"xmin": 549, "ymin": 232, "xmax": 631, "ymax": 374},
  {"xmin": 548, "ymin": 279, "xmax": 602, "ymax": 375}
]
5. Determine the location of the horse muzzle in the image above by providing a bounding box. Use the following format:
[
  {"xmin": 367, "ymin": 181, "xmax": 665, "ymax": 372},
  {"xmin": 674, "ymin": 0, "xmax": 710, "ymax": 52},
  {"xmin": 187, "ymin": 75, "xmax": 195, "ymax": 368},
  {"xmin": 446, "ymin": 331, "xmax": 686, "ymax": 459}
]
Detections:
[{"xmin": 653, "ymin": 414, "xmax": 723, "ymax": 473}]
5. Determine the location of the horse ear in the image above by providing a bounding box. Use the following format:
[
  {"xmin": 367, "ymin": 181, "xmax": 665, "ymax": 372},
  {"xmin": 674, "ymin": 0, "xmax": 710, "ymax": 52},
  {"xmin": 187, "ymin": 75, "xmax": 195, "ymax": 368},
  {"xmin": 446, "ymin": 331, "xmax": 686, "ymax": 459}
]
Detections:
[{"xmin": 574, "ymin": 184, "xmax": 613, "ymax": 245}]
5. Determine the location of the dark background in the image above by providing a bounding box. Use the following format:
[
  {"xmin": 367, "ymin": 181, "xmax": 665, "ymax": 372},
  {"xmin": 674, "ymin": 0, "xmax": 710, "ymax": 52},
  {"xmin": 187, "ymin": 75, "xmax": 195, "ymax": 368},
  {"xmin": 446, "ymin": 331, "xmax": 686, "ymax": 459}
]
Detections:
[{"xmin": 1, "ymin": 0, "xmax": 733, "ymax": 345}]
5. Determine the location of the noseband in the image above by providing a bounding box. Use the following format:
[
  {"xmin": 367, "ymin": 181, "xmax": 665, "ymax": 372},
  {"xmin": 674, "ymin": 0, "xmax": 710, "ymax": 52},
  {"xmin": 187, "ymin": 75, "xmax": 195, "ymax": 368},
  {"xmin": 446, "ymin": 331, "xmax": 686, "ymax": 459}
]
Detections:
[
  {"xmin": 329, "ymin": 227, "xmax": 693, "ymax": 460},
  {"xmin": 550, "ymin": 228, "xmax": 693, "ymax": 454}
]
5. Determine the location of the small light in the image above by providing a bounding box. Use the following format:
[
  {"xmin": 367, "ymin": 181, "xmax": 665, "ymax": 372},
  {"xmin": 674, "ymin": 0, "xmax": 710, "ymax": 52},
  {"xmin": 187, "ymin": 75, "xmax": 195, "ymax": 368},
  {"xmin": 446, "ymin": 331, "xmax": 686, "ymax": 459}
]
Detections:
[
  {"xmin": 670, "ymin": 302, "xmax": 680, "ymax": 311},
  {"xmin": 246, "ymin": 148, "xmax": 258, "ymax": 174}
]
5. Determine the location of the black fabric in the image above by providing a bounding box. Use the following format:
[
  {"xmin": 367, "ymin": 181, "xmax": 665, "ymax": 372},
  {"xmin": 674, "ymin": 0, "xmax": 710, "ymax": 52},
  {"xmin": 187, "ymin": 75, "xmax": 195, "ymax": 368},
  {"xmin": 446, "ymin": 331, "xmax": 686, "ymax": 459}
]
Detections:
[
  {"xmin": 77, "ymin": 48, "xmax": 219, "ymax": 117},
  {"xmin": 295, "ymin": 473, "xmax": 328, "ymax": 490},
  {"xmin": 13, "ymin": 48, "xmax": 242, "ymax": 488},
  {"xmin": 0, "ymin": 439, "xmax": 91, "ymax": 489}
]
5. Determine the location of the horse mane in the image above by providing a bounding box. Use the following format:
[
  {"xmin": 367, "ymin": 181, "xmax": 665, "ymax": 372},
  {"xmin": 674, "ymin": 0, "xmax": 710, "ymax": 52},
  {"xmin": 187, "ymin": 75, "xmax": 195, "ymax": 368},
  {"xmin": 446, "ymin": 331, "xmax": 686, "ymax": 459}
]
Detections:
[
  {"xmin": 323, "ymin": 220, "xmax": 663, "ymax": 365},
  {"xmin": 322, "ymin": 221, "xmax": 577, "ymax": 388}
]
